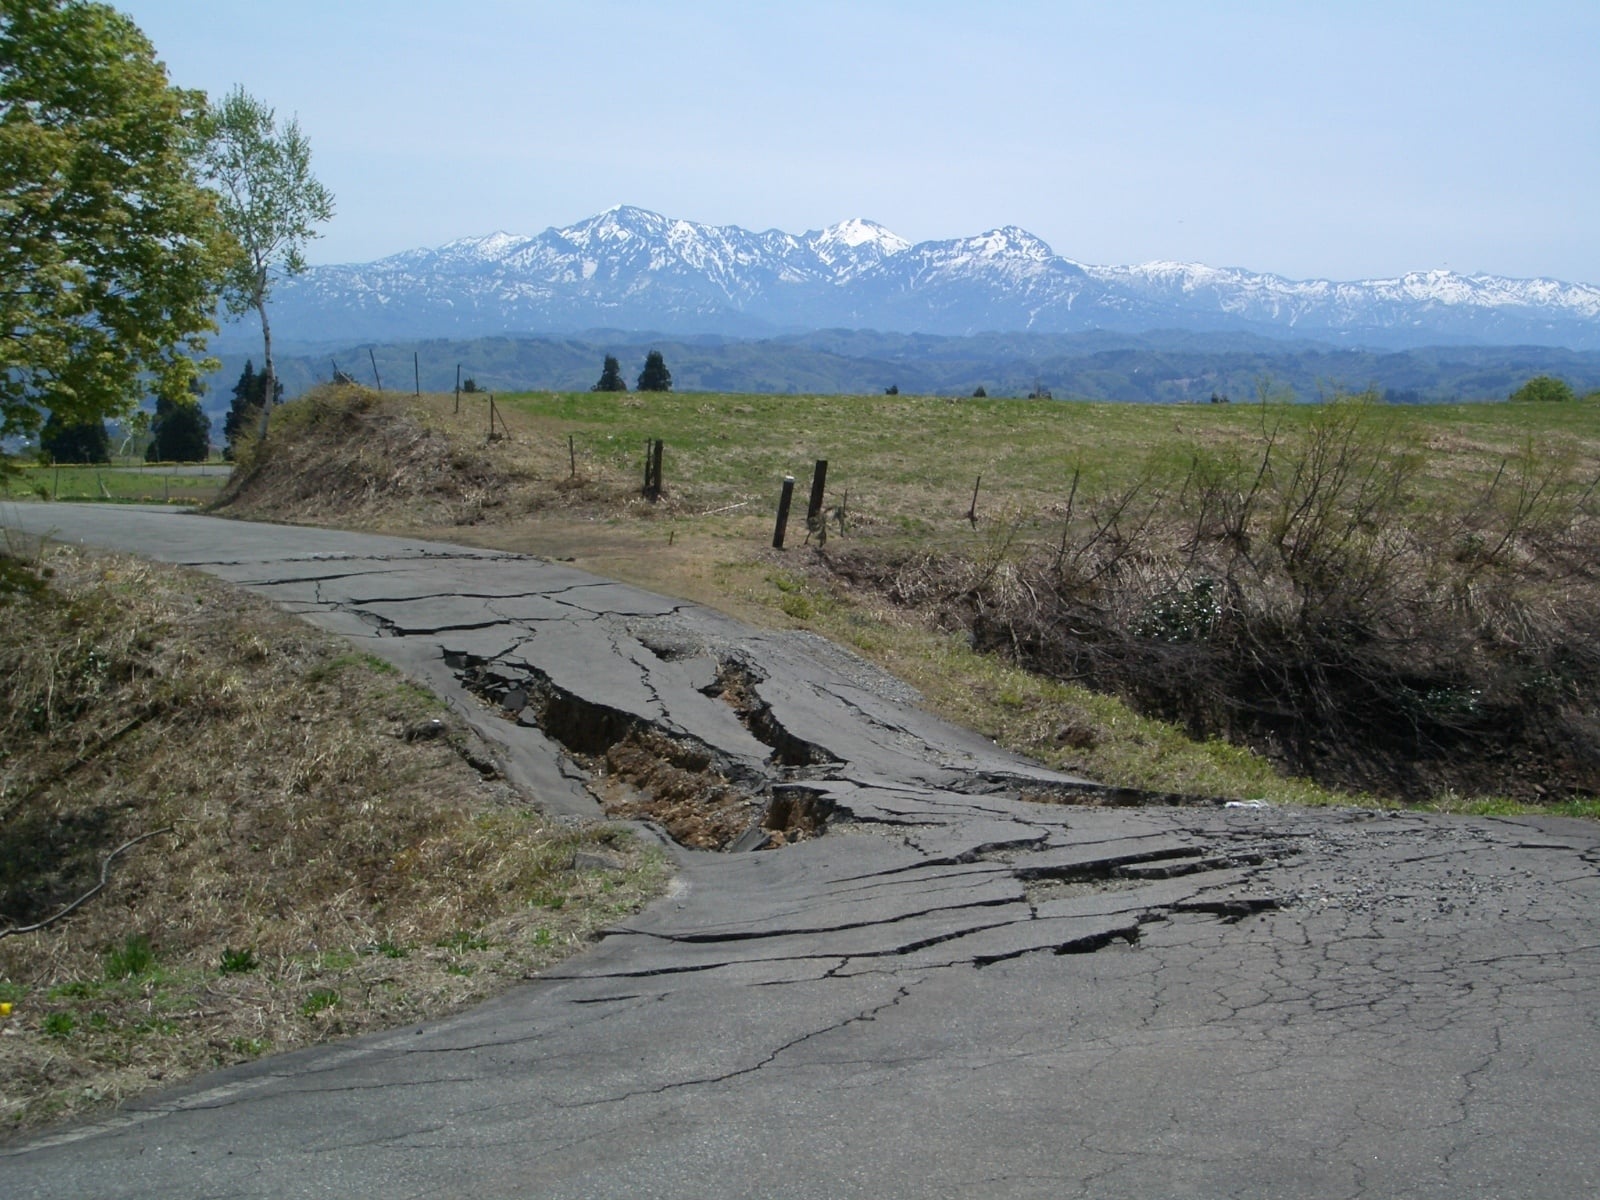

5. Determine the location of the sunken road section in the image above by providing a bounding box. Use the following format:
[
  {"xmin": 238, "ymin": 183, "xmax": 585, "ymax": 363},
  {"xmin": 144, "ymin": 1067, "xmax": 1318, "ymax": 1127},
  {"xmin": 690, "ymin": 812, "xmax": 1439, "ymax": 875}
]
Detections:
[{"xmin": 4, "ymin": 504, "xmax": 1600, "ymax": 1200}]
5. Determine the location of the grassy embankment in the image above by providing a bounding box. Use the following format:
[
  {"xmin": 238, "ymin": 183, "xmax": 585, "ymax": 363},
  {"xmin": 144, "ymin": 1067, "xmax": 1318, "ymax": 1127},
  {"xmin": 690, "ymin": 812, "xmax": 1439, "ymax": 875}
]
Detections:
[
  {"xmin": 214, "ymin": 384, "xmax": 1600, "ymax": 816},
  {"xmin": 0, "ymin": 542, "xmax": 668, "ymax": 1134}
]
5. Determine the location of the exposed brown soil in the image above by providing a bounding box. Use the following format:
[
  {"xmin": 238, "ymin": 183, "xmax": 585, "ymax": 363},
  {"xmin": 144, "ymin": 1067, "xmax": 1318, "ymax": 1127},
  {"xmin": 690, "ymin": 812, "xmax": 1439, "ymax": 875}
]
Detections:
[{"xmin": 594, "ymin": 730, "xmax": 761, "ymax": 850}]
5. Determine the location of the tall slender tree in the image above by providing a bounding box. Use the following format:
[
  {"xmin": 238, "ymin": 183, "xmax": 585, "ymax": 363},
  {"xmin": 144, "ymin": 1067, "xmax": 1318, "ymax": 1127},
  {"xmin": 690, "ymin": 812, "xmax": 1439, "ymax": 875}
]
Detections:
[{"xmin": 200, "ymin": 87, "xmax": 334, "ymax": 438}]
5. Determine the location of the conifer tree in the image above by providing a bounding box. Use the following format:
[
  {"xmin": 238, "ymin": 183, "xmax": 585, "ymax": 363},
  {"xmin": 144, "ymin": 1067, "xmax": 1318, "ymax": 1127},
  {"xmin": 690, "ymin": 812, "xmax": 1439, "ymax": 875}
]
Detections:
[
  {"xmin": 146, "ymin": 394, "xmax": 210, "ymax": 462},
  {"xmin": 636, "ymin": 350, "xmax": 671, "ymax": 393},
  {"xmin": 222, "ymin": 359, "xmax": 280, "ymax": 459},
  {"xmin": 39, "ymin": 412, "xmax": 111, "ymax": 464},
  {"xmin": 592, "ymin": 354, "xmax": 627, "ymax": 392}
]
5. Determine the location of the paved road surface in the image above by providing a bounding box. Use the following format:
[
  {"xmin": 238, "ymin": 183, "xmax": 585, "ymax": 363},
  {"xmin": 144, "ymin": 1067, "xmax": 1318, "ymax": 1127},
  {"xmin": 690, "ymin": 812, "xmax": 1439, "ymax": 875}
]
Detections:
[{"xmin": 4, "ymin": 504, "xmax": 1599, "ymax": 1200}]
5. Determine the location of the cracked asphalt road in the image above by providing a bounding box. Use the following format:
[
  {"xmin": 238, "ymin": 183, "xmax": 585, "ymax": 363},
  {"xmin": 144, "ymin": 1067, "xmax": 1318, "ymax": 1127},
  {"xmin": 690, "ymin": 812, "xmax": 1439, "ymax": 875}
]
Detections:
[{"xmin": 4, "ymin": 504, "xmax": 1600, "ymax": 1200}]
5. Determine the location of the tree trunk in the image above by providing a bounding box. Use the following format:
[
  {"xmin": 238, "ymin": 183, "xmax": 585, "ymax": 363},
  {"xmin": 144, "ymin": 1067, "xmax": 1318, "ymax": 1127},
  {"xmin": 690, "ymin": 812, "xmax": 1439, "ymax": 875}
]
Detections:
[{"xmin": 255, "ymin": 296, "xmax": 275, "ymax": 440}]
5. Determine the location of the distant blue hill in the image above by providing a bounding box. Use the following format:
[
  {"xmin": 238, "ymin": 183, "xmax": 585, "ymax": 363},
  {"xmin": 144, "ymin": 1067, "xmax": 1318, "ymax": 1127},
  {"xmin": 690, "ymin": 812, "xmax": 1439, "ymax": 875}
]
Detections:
[
  {"xmin": 198, "ymin": 329, "xmax": 1600, "ymax": 412},
  {"xmin": 233, "ymin": 206, "xmax": 1600, "ymax": 353}
]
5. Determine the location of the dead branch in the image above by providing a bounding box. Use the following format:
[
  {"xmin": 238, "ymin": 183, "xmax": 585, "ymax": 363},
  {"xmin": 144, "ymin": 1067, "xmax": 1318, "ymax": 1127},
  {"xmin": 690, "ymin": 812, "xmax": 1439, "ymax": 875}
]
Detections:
[{"xmin": 0, "ymin": 826, "xmax": 175, "ymax": 941}]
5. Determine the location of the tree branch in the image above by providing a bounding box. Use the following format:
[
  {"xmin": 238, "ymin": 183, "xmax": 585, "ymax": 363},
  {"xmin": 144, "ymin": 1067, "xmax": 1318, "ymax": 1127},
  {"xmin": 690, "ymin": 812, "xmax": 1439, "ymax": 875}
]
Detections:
[{"xmin": 0, "ymin": 827, "xmax": 175, "ymax": 941}]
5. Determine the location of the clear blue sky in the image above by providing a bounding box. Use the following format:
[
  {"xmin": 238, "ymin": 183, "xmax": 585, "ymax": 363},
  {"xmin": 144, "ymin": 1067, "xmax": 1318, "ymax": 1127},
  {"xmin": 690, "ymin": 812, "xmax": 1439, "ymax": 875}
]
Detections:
[{"xmin": 120, "ymin": 1, "xmax": 1599, "ymax": 282}]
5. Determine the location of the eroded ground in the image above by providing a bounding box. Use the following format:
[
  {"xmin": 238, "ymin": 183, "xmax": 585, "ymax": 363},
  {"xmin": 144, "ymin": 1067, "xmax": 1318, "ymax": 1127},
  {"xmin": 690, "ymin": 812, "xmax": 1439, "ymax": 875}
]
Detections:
[{"xmin": 4, "ymin": 504, "xmax": 1598, "ymax": 1200}]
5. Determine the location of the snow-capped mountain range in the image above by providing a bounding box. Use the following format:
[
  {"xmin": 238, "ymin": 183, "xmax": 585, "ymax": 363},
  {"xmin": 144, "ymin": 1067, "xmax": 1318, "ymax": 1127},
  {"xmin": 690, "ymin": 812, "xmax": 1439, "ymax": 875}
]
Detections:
[{"xmin": 260, "ymin": 206, "xmax": 1600, "ymax": 350}]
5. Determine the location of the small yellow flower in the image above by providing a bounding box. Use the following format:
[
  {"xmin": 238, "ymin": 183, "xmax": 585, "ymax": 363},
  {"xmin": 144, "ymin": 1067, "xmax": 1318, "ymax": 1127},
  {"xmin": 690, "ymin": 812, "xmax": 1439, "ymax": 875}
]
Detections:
[{"xmin": 0, "ymin": 1003, "xmax": 12, "ymax": 1018}]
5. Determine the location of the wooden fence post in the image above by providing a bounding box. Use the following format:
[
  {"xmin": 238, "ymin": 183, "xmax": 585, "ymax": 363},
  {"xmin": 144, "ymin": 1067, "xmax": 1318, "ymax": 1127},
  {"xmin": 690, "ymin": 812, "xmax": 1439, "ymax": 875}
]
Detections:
[
  {"xmin": 806, "ymin": 459, "xmax": 828, "ymax": 529},
  {"xmin": 773, "ymin": 475, "xmax": 796, "ymax": 549},
  {"xmin": 369, "ymin": 347, "xmax": 383, "ymax": 391},
  {"xmin": 642, "ymin": 439, "xmax": 664, "ymax": 500}
]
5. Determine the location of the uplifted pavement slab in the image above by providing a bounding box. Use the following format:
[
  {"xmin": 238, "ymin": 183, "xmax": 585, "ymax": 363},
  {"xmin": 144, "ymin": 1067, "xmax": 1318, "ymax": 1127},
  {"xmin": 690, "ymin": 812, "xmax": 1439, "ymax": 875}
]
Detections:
[{"xmin": 4, "ymin": 504, "xmax": 1599, "ymax": 1200}]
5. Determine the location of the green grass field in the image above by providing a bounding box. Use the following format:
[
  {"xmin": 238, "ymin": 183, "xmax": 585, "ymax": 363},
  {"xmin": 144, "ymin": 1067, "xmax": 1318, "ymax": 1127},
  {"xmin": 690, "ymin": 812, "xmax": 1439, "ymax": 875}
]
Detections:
[
  {"xmin": 4, "ymin": 462, "xmax": 229, "ymax": 506},
  {"xmin": 505, "ymin": 389, "xmax": 1600, "ymax": 551}
]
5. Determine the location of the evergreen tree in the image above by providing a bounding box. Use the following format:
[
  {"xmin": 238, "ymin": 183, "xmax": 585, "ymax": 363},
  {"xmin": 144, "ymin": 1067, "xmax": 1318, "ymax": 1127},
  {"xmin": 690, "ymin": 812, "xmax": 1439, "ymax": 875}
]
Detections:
[
  {"xmin": 636, "ymin": 350, "xmax": 671, "ymax": 393},
  {"xmin": 222, "ymin": 359, "xmax": 279, "ymax": 459},
  {"xmin": 146, "ymin": 395, "xmax": 210, "ymax": 462},
  {"xmin": 39, "ymin": 412, "xmax": 111, "ymax": 464},
  {"xmin": 971, "ymin": 386, "xmax": 987, "ymax": 398},
  {"xmin": 592, "ymin": 354, "xmax": 627, "ymax": 392}
]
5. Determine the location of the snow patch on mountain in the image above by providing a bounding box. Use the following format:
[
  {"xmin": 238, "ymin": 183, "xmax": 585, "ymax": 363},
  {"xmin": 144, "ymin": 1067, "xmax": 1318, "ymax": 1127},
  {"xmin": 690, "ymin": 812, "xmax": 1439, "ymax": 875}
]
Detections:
[{"xmin": 270, "ymin": 206, "xmax": 1600, "ymax": 349}]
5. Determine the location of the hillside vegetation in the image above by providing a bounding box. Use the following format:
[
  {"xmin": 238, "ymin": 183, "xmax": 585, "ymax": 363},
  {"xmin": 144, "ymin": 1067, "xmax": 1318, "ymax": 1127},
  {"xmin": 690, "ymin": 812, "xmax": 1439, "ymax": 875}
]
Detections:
[{"xmin": 216, "ymin": 384, "xmax": 1600, "ymax": 812}]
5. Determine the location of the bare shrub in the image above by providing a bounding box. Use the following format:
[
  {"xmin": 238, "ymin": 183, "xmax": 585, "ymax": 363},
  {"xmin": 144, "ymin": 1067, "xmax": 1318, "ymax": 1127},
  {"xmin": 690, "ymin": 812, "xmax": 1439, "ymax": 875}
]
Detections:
[{"xmin": 826, "ymin": 400, "xmax": 1600, "ymax": 802}]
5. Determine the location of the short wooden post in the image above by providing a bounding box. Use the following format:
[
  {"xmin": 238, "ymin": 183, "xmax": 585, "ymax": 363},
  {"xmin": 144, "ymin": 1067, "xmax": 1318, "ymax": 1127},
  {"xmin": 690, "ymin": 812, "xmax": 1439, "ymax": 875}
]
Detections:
[
  {"xmin": 369, "ymin": 347, "xmax": 383, "ymax": 391},
  {"xmin": 806, "ymin": 459, "xmax": 828, "ymax": 529},
  {"xmin": 413, "ymin": 351, "xmax": 420, "ymax": 396},
  {"xmin": 773, "ymin": 475, "xmax": 796, "ymax": 549},
  {"xmin": 966, "ymin": 475, "xmax": 982, "ymax": 527},
  {"xmin": 642, "ymin": 439, "xmax": 663, "ymax": 500},
  {"xmin": 568, "ymin": 434, "xmax": 576, "ymax": 479},
  {"xmin": 455, "ymin": 364, "xmax": 461, "ymax": 414}
]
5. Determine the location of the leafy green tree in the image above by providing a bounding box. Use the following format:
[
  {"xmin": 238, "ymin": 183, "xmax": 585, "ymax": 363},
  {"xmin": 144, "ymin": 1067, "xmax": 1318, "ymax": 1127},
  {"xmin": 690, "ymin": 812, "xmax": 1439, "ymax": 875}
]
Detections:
[
  {"xmin": 200, "ymin": 87, "xmax": 334, "ymax": 438},
  {"xmin": 38, "ymin": 411, "xmax": 110, "ymax": 463},
  {"xmin": 1509, "ymin": 375, "xmax": 1576, "ymax": 403},
  {"xmin": 592, "ymin": 354, "xmax": 627, "ymax": 392},
  {"xmin": 636, "ymin": 350, "xmax": 671, "ymax": 392},
  {"xmin": 222, "ymin": 359, "xmax": 279, "ymax": 459},
  {"xmin": 0, "ymin": 0, "xmax": 228, "ymax": 441},
  {"xmin": 145, "ymin": 393, "xmax": 210, "ymax": 462}
]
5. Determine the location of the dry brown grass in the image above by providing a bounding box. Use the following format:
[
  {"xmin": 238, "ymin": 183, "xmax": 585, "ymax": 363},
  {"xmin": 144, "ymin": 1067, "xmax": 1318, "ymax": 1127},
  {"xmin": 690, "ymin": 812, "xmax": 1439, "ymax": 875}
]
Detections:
[
  {"xmin": 215, "ymin": 384, "xmax": 649, "ymax": 530},
  {"xmin": 0, "ymin": 542, "xmax": 668, "ymax": 1134}
]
